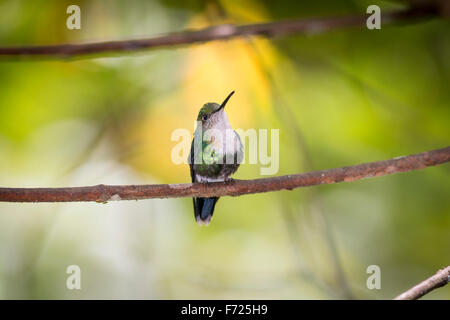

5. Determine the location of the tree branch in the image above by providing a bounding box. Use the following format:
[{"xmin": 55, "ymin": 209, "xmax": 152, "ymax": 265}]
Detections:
[
  {"xmin": 0, "ymin": 2, "xmax": 442, "ymax": 59},
  {"xmin": 394, "ymin": 266, "xmax": 450, "ymax": 300},
  {"xmin": 0, "ymin": 146, "xmax": 448, "ymax": 203}
]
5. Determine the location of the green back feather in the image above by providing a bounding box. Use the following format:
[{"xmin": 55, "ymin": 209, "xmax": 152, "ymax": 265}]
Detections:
[{"xmin": 197, "ymin": 103, "xmax": 220, "ymax": 120}]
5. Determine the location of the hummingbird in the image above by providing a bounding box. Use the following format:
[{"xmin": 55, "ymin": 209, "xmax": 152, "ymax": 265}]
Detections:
[{"xmin": 189, "ymin": 91, "xmax": 243, "ymax": 225}]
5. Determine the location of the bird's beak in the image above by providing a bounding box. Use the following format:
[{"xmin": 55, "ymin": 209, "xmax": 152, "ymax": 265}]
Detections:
[{"xmin": 217, "ymin": 91, "xmax": 235, "ymax": 112}]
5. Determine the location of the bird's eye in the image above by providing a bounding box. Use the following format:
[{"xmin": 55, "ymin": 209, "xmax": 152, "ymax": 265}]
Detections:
[{"xmin": 202, "ymin": 115, "xmax": 208, "ymax": 121}]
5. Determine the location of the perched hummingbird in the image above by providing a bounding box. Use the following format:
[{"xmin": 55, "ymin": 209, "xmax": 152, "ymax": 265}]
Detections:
[{"xmin": 189, "ymin": 91, "xmax": 243, "ymax": 225}]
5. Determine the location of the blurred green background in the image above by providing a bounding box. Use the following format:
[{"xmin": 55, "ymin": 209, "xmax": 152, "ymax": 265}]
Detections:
[{"xmin": 0, "ymin": 0, "xmax": 449, "ymax": 299}]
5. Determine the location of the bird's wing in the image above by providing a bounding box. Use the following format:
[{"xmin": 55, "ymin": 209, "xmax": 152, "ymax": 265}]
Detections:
[
  {"xmin": 189, "ymin": 139, "xmax": 196, "ymax": 183},
  {"xmin": 234, "ymin": 130, "xmax": 244, "ymax": 164},
  {"xmin": 189, "ymin": 139, "xmax": 204, "ymax": 221}
]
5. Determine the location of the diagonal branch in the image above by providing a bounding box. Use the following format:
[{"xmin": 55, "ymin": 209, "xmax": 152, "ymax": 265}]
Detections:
[
  {"xmin": 0, "ymin": 146, "xmax": 448, "ymax": 203},
  {"xmin": 394, "ymin": 266, "xmax": 450, "ymax": 300},
  {"xmin": 0, "ymin": 2, "xmax": 442, "ymax": 59}
]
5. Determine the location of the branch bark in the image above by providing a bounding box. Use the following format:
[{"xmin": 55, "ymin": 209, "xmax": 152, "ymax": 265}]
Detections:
[
  {"xmin": 0, "ymin": 146, "xmax": 448, "ymax": 203},
  {"xmin": 0, "ymin": 3, "xmax": 441, "ymax": 59},
  {"xmin": 394, "ymin": 266, "xmax": 450, "ymax": 300}
]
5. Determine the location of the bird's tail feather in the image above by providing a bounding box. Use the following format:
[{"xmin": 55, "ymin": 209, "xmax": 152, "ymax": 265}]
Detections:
[{"xmin": 194, "ymin": 197, "xmax": 219, "ymax": 225}]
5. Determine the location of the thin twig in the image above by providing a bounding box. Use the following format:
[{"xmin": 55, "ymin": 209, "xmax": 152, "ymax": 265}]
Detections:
[
  {"xmin": 0, "ymin": 146, "xmax": 448, "ymax": 203},
  {"xmin": 394, "ymin": 266, "xmax": 450, "ymax": 300},
  {"xmin": 0, "ymin": 3, "xmax": 441, "ymax": 59}
]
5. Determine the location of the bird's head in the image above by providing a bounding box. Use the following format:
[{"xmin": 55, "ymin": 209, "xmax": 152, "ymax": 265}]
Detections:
[{"xmin": 197, "ymin": 91, "xmax": 234, "ymax": 129}]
